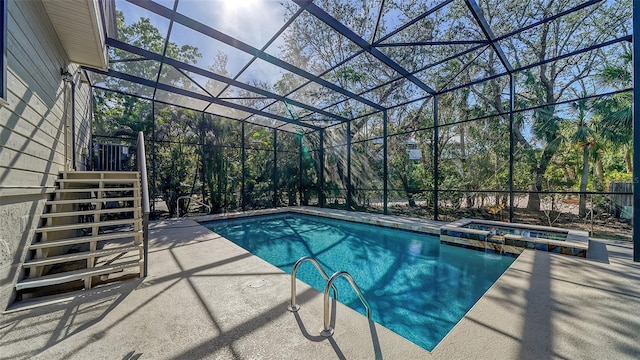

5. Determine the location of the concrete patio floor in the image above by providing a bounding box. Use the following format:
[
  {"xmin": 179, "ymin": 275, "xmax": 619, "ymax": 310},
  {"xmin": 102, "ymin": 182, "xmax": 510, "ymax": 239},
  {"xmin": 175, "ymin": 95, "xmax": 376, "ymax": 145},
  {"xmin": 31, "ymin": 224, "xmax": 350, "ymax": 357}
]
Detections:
[{"xmin": 2, "ymin": 210, "xmax": 640, "ymax": 359}]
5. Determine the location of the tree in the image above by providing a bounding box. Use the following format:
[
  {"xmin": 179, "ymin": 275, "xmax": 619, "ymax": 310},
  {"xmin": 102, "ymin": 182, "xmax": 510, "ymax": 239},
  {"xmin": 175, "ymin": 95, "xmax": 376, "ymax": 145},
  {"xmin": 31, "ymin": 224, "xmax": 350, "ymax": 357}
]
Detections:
[
  {"xmin": 593, "ymin": 48, "xmax": 632, "ymax": 172},
  {"xmin": 201, "ymin": 115, "xmax": 241, "ymax": 212},
  {"xmin": 473, "ymin": 0, "xmax": 630, "ymax": 211},
  {"xmin": 94, "ymin": 11, "xmax": 204, "ymax": 216},
  {"xmin": 569, "ymin": 93, "xmax": 594, "ymax": 217}
]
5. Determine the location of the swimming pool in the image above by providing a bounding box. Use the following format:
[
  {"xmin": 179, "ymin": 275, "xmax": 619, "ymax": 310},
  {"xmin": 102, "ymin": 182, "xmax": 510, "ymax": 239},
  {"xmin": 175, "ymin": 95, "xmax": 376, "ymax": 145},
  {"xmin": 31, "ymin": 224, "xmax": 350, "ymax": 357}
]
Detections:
[{"xmin": 204, "ymin": 213, "xmax": 515, "ymax": 351}]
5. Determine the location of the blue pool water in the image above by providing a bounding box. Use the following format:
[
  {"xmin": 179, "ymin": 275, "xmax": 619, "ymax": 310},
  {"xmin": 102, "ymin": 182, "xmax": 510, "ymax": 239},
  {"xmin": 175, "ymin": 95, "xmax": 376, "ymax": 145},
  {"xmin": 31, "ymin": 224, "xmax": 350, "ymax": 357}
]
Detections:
[{"xmin": 204, "ymin": 213, "xmax": 515, "ymax": 351}]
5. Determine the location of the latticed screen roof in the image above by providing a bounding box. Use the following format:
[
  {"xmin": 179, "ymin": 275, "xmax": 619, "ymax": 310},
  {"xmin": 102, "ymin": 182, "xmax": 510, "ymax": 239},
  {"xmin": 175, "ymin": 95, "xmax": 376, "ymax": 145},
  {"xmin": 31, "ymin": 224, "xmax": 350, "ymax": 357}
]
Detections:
[{"xmin": 85, "ymin": 0, "xmax": 631, "ymax": 134}]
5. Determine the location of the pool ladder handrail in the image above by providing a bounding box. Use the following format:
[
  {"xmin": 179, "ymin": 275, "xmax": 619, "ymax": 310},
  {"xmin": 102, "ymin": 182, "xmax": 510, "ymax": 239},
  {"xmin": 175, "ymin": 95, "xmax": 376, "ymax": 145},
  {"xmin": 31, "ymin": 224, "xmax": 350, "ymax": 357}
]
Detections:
[
  {"xmin": 288, "ymin": 256, "xmax": 338, "ymax": 312},
  {"xmin": 287, "ymin": 256, "xmax": 371, "ymax": 338},
  {"xmin": 321, "ymin": 271, "xmax": 371, "ymax": 337}
]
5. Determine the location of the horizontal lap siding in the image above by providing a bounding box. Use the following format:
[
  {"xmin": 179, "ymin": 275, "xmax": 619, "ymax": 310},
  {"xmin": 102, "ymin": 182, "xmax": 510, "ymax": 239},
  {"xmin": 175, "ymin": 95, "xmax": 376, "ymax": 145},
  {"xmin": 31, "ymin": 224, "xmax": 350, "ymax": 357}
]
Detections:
[
  {"xmin": 10, "ymin": 1, "xmax": 65, "ymax": 102},
  {"xmin": 1, "ymin": 1, "xmax": 67, "ymax": 194},
  {"xmin": 0, "ymin": 0, "xmax": 94, "ymax": 309},
  {"xmin": 74, "ymin": 79, "xmax": 92, "ymax": 171}
]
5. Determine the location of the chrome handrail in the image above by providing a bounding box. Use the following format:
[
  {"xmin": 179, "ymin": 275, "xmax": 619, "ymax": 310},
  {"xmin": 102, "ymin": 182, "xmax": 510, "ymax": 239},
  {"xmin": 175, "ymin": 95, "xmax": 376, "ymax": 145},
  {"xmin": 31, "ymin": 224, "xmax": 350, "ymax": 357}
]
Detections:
[
  {"xmin": 176, "ymin": 196, "xmax": 211, "ymax": 218},
  {"xmin": 288, "ymin": 256, "xmax": 338, "ymax": 312},
  {"xmin": 136, "ymin": 131, "xmax": 150, "ymax": 277},
  {"xmin": 321, "ymin": 271, "xmax": 371, "ymax": 337}
]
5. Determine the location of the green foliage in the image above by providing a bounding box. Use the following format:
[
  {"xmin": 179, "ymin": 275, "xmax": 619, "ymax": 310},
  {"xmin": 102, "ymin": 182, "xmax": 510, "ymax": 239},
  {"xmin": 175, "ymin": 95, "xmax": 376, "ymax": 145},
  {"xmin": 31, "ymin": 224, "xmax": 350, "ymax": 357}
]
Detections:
[
  {"xmin": 331, "ymin": 66, "xmax": 367, "ymax": 86},
  {"xmin": 93, "ymin": 1, "xmax": 632, "ymax": 223},
  {"xmin": 95, "ymin": 12, "xmax": 206, "ymax": 216},
  {"xmin": 94, "ymin": 90, "xmax": 153, "ymax": 138},
  {"xmin": 592, "ymin": 49, "xmax": 632, "ymax": 145},
  {"xmin": 116, "ymin": 12, "xmax": 200, "ymax": 65},
  {"xmin": 605, "ymin": 170, "xmax": 632, "ymax": 184}
]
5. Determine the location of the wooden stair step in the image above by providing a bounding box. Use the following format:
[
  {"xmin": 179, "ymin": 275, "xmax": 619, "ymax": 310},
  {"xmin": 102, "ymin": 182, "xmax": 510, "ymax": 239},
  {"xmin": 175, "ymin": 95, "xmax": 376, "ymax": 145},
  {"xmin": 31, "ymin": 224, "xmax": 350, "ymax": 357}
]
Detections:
[
  {"xmin": 4, "ymin": 289, "xmax": 87, "ymax": 313},
  {"xmin": 61, "ymin": 173, "xmax": 139, "ymax": 180},
  {"xmin": 16, "ymin": 260, "xmax": 142, "ymax": 291},
  {"xmin": 24, "ymin": 245, "xmax": 142, "ymax": 268},
  {"xmin": 61, "ymin": 171, "xmax": 139, "ymax": 175},
  {"xmin": 53, "ymin": 187, "xmax": 138, "ymax": 194},
  {"xmin": 36, "ymin": 218, "xmax": 140, "ymax": 233},
  {"xmin": 40, "ymin": 207, "xmax": 140, "ymax": 218},
  {"xmin": 46, "ymin": 197, "xmax": 137, "ymax": 206},
  {"xmin": 29, "ymin": 231, "xmax": 141, "ymax": 250},
  {"xmin": 57, "ymin": 179, "xmax": 139, "ymax": 184}
]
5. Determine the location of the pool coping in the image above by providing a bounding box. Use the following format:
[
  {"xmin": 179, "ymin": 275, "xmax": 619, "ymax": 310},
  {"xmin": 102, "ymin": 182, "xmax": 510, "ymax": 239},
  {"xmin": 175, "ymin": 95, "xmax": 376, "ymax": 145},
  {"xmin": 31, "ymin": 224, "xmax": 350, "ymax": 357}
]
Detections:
[
  {"xmin": 192, "ymin": 206, "xmax": 446, "ymax": 235},
  {"xmin": 194, "ymin": 207, "xmax": 591, "ymax": 258}
]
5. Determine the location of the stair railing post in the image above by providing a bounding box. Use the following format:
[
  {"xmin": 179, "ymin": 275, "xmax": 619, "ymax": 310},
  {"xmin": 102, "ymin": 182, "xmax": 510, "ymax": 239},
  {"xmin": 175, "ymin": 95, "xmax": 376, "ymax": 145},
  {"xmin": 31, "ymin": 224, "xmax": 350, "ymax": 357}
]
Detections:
[{"xmin": 137, "ymin": 131, "xmax": 150, "ymax": 277}]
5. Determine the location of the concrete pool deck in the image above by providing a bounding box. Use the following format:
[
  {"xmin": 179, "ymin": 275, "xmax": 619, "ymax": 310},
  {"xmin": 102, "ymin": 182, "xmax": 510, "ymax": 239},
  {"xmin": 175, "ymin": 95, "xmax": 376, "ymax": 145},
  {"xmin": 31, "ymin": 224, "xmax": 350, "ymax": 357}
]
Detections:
[{"xmin": 2, "ymin": 208, "xmax": 640, "ymax": 359}]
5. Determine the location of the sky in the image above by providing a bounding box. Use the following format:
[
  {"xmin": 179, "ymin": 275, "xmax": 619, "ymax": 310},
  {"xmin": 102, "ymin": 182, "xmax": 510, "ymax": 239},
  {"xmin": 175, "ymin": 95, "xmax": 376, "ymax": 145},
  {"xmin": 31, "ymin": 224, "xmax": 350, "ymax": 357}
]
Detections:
[{"xmin": 115, "ymin": 0, "xmax": 296, "ymax": 87}]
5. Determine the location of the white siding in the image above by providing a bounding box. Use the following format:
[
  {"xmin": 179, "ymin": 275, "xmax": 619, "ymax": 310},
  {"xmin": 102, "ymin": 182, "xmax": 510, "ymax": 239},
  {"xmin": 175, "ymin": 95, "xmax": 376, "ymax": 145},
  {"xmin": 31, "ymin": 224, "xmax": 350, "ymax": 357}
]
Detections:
[
  {"xmin": 74, "ymin": 78, "xmax": 93, "ymax": 171},
  {"xmin": 0, "ymin": 0, "xmax": 94, "ymax": 309}
]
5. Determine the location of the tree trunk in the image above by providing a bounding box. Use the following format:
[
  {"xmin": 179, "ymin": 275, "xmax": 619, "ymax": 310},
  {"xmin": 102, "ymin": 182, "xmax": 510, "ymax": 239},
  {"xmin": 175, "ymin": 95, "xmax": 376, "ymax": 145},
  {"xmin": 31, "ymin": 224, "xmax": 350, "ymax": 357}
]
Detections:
[
  {"xmin": 595, "ymin": 159, "xmax": 604, "ymax": 191},
  {"xmin": 578, "ymin": 145, "xmax": 590, "ymax": 217},
  {"xmin": 460, "ymin": 124, "xmax": 473, "ymax": 208},
  {"xmin": 528, "ymin": 148, "xmax": 555, "ymax": 211},
  {"xmin": 408, "ymin": 194, "xmax": 416, "ymax": 207},
  {"xmin": 399, "ymin": 173, "xmax": 416, "ymax": 207},
  {"xmin": 527, "ymin": 180, "xmax": 542, "ymax": 211},
  {"xmin": 218, "ymin": 154, "xmax": 224, "ymax": 208},
  {"xmin": 625, "ymin": 148, "xmax": 632, "ymax": 173},
  {"xmin": 526, "ymin": 112, "xmax": 556, "ymax": 211},
  {"xmin": 527, "ymin": 162, "xmax": 550, "ymax": 211}
]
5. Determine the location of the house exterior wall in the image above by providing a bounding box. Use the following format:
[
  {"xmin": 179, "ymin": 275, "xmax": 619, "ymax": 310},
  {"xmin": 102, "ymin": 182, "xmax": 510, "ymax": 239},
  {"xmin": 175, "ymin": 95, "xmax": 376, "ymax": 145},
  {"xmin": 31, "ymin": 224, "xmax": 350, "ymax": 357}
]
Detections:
[
  {"xmin": 0, "ymin": 0, "xmax": 93, "ymax": 309},
  {"xmin": 74, "ymin": 78, "xmax": 93, "ymax": 171}
]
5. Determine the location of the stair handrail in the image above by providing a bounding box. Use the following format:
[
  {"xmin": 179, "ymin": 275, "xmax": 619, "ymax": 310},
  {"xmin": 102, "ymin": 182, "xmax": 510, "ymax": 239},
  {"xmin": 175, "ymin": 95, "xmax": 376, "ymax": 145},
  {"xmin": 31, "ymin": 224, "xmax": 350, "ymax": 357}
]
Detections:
[
  {"xmin": 136, "ymin": 131, "xmax": 150, "ymax": 277},
  {"xmin": 288, "ymin": 256, "xmax": 338, "ymax": 312},
  {"xmin": 321, "ymin": 271, "xmax": 371, "ymax": 337},
  {"xmin": 176, "ymin": 196, "xmax": 211, "ymax": 217}
]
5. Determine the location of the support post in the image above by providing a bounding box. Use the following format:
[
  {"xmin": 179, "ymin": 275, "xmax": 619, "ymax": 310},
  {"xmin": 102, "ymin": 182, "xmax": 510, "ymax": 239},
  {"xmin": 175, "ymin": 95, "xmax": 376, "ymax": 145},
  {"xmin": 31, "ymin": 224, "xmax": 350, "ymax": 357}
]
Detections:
[
  {"xmin": 383, "ymin": 110, "xmax": 388, "ymax": 215},
  {"xmin": 152, "ymin": 101, "xmax": 156, "ymax": 214},
  {"xmin": 433, "ymin": 96, "xmax": 439, "ymax": 221},
  {"xmin": 71, "ymin": 79, "xmax": 76, "ymax": 170},
  {"xmin": 633, "ymin": 0, "xmax": 639, "ymax": 262},
  {"xmin": 273, "ymin": 129, "xmax": 278, "ymax": 207},
  {"xmin": 299, "ymin": 133, "xmax": 303, "ymax": 205},
  {"xmin": 241, "ymin": 121, "xmax": 246, "ymax": 211},
  {"xmin": 136, "ymin": 132, "xmax": 150, "ymax": 277},
  {"xmin": 509, "ymin": 74, "xmax": 515, "ymax": 222},
  {"xmin": 89, "ymin": 88, "xmax": 95, "ymax": 170},
  {"xmin": 346, "ymin": 121, "xmax": 352, "ymax": 210},
  {"xmin": 200, "ymin": 112, "xmax": 207, "ymax": 207},
  {"xmin": 319, "ymin": 130, "xmax": 325, "ymax": 207}
]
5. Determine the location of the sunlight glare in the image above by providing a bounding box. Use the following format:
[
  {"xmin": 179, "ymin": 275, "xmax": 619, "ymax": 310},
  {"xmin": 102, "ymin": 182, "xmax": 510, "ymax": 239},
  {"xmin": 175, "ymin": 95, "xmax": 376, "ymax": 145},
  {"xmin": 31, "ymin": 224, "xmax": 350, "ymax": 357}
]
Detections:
[{"xmin": 221, "ymin": 0, "xmax": 263, "ymax": 13}]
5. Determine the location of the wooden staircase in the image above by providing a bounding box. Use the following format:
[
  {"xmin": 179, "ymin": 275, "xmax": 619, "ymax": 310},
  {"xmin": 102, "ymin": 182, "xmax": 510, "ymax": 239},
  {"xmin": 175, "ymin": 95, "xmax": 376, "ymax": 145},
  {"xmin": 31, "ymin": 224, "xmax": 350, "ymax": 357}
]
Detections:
[{"xmin": 14, "ymin": 171, "xmax": 145, "ymax": 303}]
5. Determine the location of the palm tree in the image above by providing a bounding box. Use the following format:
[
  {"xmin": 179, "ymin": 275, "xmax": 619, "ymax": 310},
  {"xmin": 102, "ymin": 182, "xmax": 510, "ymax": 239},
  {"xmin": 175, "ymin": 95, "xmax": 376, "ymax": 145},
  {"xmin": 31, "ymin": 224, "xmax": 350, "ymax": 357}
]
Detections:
[
  {"xmin": 571, "ymin": 95, "xmax": 594, "ymax": 217},
  {"xmin": 593, "ymin": 49, "xmax": 632, "ymax": 171}
]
